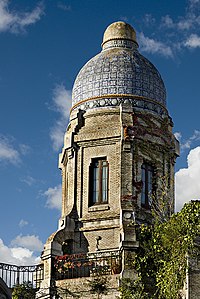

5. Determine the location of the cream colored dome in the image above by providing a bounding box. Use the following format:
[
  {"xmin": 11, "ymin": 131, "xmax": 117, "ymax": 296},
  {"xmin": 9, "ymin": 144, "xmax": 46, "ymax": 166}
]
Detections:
[{"xmin": 102, "ymin": 21, "xmax": 138, "ymax": 48}]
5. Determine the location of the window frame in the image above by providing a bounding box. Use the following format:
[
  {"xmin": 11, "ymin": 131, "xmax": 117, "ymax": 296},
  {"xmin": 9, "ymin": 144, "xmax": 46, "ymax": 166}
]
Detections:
[
  {"xmin": 89, "ymin": 157, "xmax": 109, "ymax": 206},
  {"xmin": 141, "ymin": 162, "xmax": 155, "ymax": 209}
]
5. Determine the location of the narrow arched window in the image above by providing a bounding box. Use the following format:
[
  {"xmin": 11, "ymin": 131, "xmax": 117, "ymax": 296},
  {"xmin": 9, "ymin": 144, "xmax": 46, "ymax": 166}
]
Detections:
[
  {"xmin": 89, "ymin": 158, "xmax": 109, "ymax": 205},
  {"xmin": 62, "ymin": 239, "xmax": 73, "ymax": 255},
  {"xmin": 141, "ymin": 163, "xmax": 154, "ymax": 208}
]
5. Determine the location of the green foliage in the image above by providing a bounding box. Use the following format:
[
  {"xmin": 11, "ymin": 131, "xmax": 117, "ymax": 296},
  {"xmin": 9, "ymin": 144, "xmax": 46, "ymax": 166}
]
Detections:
[
  {"xmin": 88, "ymin": 266, "xmax": 108, "ymax": 299},
  {"xmin": 155, "ymin": 201, "xmax": 200, "ymax": 298},
  {"xmin": 89, "ymin": 275, "xmax": 108, "ymax": 296},
  {"xmin": 119, "ymin": 278, "xmax": 148, "ymax": 299},
  {"xmin": 120, "ymin": 200, "xmax": 200, "ymax": 299},
  {"xmin": 12, "ymin": 282, "xmax": 36, "ymax": 299}
]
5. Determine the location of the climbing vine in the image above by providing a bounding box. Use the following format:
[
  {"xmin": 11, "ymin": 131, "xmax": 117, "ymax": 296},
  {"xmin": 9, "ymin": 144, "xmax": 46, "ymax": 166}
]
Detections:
[
  {"xmin": 88, "ymin": 267, "xmax": 108, "ymax": 299},
  {"xmin": 120, "ymin": 200, "xmax": 200, "ymax": 299}
]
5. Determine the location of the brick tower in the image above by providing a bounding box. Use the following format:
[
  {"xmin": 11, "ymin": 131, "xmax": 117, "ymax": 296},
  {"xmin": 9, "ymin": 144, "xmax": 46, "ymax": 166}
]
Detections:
[{"xmin": 37, "ymin": 21, "xmax": 179, "ymax": 298}]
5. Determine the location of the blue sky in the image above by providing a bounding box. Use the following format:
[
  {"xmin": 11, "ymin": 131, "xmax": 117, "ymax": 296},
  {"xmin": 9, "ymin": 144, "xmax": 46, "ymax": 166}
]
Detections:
[{"xmin": 0, "ymin": 0, "xmax": 200, "ymax": 265}]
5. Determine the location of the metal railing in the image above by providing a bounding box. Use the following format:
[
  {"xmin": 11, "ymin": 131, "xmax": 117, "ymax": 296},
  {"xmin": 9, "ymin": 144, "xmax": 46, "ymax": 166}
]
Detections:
[
  {"xmin": 53, "ymin": 249, "xmax": 122, "ymax": 280},
  {"xmin": 0, "ymin": 262, "xmax": 43, "ymax": 288}
]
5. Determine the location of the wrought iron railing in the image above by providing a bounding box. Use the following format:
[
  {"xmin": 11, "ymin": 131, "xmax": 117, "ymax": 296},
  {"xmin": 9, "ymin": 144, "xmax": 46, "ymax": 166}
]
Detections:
[
  {"xmin": 0, "ymin": 262, "xmax": 43, "ymax": 288},
  {"xmin": 53, "ymin": 249, "xmax": 122, "ymax": 280}
]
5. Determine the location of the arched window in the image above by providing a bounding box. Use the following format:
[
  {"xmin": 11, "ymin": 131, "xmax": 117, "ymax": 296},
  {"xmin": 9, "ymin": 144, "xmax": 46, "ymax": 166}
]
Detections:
[
  {"xmin": 62, "ymin": 239, "xmax": 73, "ymax": 255},
  {"xmin": 141, "ymin": 163, "xmax": 154, "ymax": 208},
  {"xmin": 89, "ymin": 157, "xmax": 109, "ymax": 205}
]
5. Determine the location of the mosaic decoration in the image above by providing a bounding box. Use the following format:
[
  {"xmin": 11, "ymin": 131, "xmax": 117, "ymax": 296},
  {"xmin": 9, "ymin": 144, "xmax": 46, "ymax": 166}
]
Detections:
[
  {"xmin": 102, "ymin": 39, "xmax": 138, "ymax": 50},
  {"xmin": 71, "ymin": 96, "xmax": 168, "ymax": 118},
  {"xmin": 72, "ymin": 46, "xmax": 166, "ymax": 114}
]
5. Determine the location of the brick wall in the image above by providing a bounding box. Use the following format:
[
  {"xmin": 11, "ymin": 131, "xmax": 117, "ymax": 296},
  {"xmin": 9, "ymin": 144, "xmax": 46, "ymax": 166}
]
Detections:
[{"xmin": 56, "ymin": 274, "xmax": 120, "ymax": 299}]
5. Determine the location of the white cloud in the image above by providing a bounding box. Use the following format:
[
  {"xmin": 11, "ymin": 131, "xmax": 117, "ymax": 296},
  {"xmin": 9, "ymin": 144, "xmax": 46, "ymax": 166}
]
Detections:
[
  {"xmin": 131, "ymin": 0, "xmax": 200, "ymax": 57},
  {"xmin": 175, "ymin": 146, "xmax": 200, "ymax": 211},
  {"xmin": 189, "ymin": 0, "xmax": 200, "ymax": 8},
  {"xmin": 143, "ymin": 14, "xmax": 155, "ymax": 26},
  {"xmin": 181, "ymin": 141, "xmax": 191, "ymax": 150},
  {"xmin": 156, "ymin": 1, "xmax": 200, "ymax": 54},
  {"xmin": 43, "ymin": 184, "xmax": 62, "ymax": 210},
  {"xmin": 161, "ymin": 14, "xmax": 195, "ymax": 31},
  {"xmin": 138, "ymin": 32, "xmax": 173, "ymax": 58},
  {"xmin": 20, "ymin": 175, "xmax": 36, "ymax": 186},
  {"xmin": 184, "ymin": 33, "xmax": 200, "ymax": 48},
  {"xmin": 180, "ymin": 130, "xmax": 200, "ymax": 151},
  {"xmin": 11, "ymin": 247, "xmax": 35, "ymax": 262},
  {"xmin": 120, "ymin": 16, "xmax": 128, "ymax": 22},
  {"xmin": 174, "ymin": 132, "xmax": 182, "ymax": 142},
  {"xmin": 178, "ymin": 19, "xmax": 193, "ymax": 30},
  {"xmin": 161, "ymin": 0, "xmax": 200, "ymax": 32},
  {"xmin": 19, "ymin": 219, "xmax": 28, "ymax": 228},
  {"xmin": 19, "ymin": 144, "xmax": 30, "ymax": 155},
  {"xmin": 0, "ymin": 238, "xmax": 40, "ymax": 265},
  {"xmin": 57, "ymin": 2, "xmax": 71, "ymax": 11},
  {"xmin": 50, "ymin": 84, "xmax": 72, "ymax": 151},
  {"xmin": 161, "ymin": 15, "xmax": 175, "ymax": 28},
  {"xmin": 0, "ymin": 0, "xmax": 44, "ymax": 34},
  {"xmin": 0, "ymin": 135, "xmax": 20, "ymax": 164},
  {"xmin": 190, "ymin": 130, "xmax": 200, "ymax": 140},
  {"xmin": 10, "ymin": 234, "xmax": 43, "ymax": 252}
]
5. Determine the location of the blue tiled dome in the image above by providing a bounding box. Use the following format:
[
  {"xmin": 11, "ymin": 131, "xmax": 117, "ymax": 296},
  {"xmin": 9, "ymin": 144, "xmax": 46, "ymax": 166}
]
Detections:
[{"xmin": 72, "ymin": 22, "xmax": 167, "ymax": 116}]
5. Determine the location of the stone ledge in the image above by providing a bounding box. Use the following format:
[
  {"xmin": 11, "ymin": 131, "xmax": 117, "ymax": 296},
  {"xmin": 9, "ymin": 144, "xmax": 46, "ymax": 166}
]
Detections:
[
  {"xmin": 80, "ymin": 224, "xmax": 120, "ymax": 232},
  {"xmin": 88, "ymin": 204, "xmax": 110, "ymax": 212}
]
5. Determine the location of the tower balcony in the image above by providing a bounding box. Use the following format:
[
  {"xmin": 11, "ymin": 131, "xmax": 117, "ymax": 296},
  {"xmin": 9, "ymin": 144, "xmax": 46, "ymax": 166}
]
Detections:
[{"xmin": 53, "ymin": 249, "xmax": 122, "ymax": 281}]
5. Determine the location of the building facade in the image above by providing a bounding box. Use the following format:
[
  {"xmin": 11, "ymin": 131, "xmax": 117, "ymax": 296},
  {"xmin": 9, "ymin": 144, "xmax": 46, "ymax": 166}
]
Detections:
[{"xmin": 37, "ymin": 21, "xmax": 180, "ymax": 298}]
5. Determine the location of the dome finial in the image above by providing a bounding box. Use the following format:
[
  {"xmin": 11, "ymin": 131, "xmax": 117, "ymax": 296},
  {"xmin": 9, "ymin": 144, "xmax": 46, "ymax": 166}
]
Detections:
[{"xmin": 102, "ymin": 21, "xmax": 138, "ymax": 49}]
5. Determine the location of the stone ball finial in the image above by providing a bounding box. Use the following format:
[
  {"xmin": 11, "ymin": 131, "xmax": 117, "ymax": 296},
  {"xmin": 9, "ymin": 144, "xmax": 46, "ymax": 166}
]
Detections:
[{"xmin": 102, "ymin": 21, "xmax": 138, "ymax": 47}]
